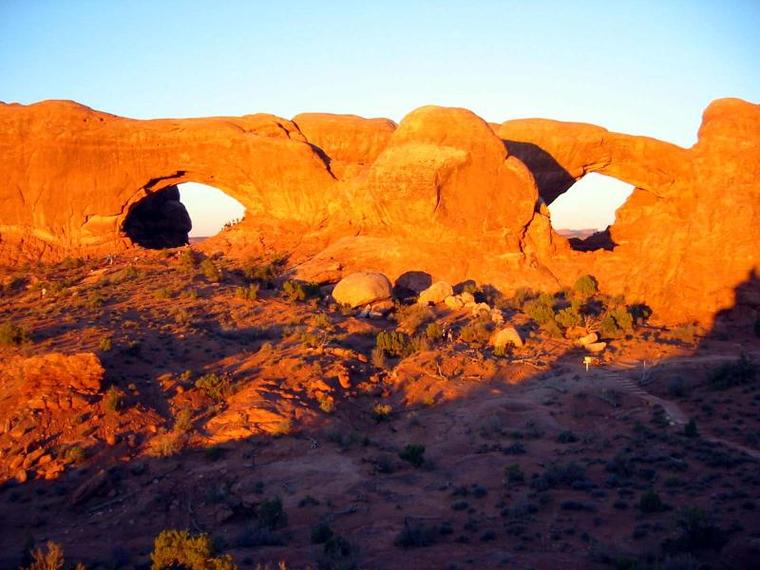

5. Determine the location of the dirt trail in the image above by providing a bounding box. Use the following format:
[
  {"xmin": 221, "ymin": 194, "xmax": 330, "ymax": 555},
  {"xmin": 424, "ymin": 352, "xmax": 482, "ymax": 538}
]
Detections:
[{"xmin": 588, "ymin": 351, "xmax": 760, "ymax": 461}]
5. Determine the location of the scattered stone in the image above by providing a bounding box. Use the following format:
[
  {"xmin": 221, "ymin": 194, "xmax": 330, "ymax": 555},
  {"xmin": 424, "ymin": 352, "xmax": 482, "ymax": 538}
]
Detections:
[
  {"xmin": 418, "ymin": 281, "xmax": 454, "ymax": 305},
  {"xmin": 585, "ymin": 342, "xmax": 607, "ymax": 353},
  {"xmin": 577, "ymin": 332, "xmax": 598, "ymax": 346}
]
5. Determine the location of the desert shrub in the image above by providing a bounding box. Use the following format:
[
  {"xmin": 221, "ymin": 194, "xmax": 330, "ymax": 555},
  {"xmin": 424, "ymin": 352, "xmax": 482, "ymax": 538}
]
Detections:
[
  {"xmin": 312, "ymin": 312, "xmax": 333, "ymax": 331},
  {"xmin": 396, "ymin": 304, "xmax": 434, "ymax": 333},
  {"xmin": 21, "ymin": 541, "xmax": 70, "ymax": 570},
  {"xmin": 311, "ymin": 522, "xmax": 334, "ymax": 544},
  {"xmin": 557, "ymin": 430, "xmax": 578, "ymax": 443},
  {"xmin": 459, "ymin": 317, "xmax": 493, "ymax": 345},
  {"xmin": 531, "ymin": 461, "xmax": 586, "ymax": 490},
  {"xmin": 63, "ymin": 445, "xmax": 87, "ymax": 465},
  {"xmin": 376, "ymin": 330, "xmax": 413, "ymax": 357},
  {"xmin": 98, "ymin": 337, "xmax": 112, "ymax": 352},
  {"xmin": 179, "ymin": 248, "xmax": 199, "ymax": 269},
  {"xmin": 639, "ymin": 490, "xmax": 666, "ymax": 513},
  {"xmin": 0, "ymin": 321, "xmax": 30, "ymax": 346},
  {"xmin": 709, "ymin": 354, "xmax": 757, "ymax": 390},
  {"xmin": 524, "ymin": 293, "xmax": 555, "ymax": 324},
  {"xmin": 317, "ymin": 393, "xmax": 335, "ymax": 414},
  {"xmin": 154, "ymin": 287, "xmax": 173, "ymax": 300},
  {"xmin": 666, "ymin": 377, "xmax": 688, "ymax": 398},
  {"xmin": 394, "ymin": 519, "xmax": 438, "ymax": 548},
  {"xmin": 242, "ymin": 255, "xmax": 286, "ymax": 286},
  {"xmin": 504, "ymin": 463, "xmax": 525, "ymax": 485},
  {"xmin": 174, "ymin": 408, "xmax": 193, "ymax": 433},
  {"xmin": 600, "ymin": 305, "xmax": 635, "ymax": 338},
  {"xmin": 664, "ymin": 507, "xmax": 728, "ymax": 553},
  {"xmin": 322, "ymin": 535, "xmax": 353, "ymax": 562},
  {"xmin": 147, "ymin": 430, "xmax": 185, "ymax": 457},
  {"xmin": 150, "ymin": 529, "xmax": 237, "ymax": 570},
  {"xmin": 282, "ymin": 279, "xmax": 320, "ymax": 302},
  {"xmin": 235, "ymin": 283, "xmax": 259, "ymax": 302},
  {"xmin": 257, "ymin": 497, "xmax": 288, "ymax": 530},
  {"xmin": 102, "ymin": 385, "xmax": 124, "ymax": 413},
  {"xmin": 573, "ymin": 274, "xmax": 598, "ymax": 298},
  {"xmin": 683, "ymin": 418, "xmax": 699, "ymax": 438},
  {"xmin": 195, "ymin": 373, "xmax": 233, "ymax": 401},
  {"xmin": 200, "ymin": 259, "xmax": 222, "ymax": 282},
  {"xmin": 113, "ymin": 266, "xmax": 140, "ymax": 283},
  {"xmin": 399, "ymin": 443, "xmax": 426, "ymax": 468},
  {"xmin": 510, "ymin": 287, "xmax": 536, "ymax": 310},
  {"xmin": 424, "ymin": 321, "xmax": 444, "ymax": 342},
  {"xmin": 371, "ymin": 346, "xmax": 387, "ymax": 369},
  {"xmin": 555, "ymin": 305, "xmax": 582, "ymax": 329},
  {"xmin": 371, "ymin": 402, "xmax": 393, "ymax": 422}
]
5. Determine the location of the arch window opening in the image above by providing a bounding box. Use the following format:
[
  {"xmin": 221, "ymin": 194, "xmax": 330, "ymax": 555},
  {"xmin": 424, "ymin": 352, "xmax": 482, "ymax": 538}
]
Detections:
[
  {"xmin": 122, "ymin": 182, "xmax": 246, "ymax": 249},
  {"xmin": 547, "ymin": 173, "xmax": 634, "ymax": 252}
]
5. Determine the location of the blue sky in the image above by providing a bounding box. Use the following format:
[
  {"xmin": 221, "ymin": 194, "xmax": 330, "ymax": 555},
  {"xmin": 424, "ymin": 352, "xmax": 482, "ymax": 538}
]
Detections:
[{"xmin": 2, "ymin": 1, "xmax": 758, "ymax": 234}]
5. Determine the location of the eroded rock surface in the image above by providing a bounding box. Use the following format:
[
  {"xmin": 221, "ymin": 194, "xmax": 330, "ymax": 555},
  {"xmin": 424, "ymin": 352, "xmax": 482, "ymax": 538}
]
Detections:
[{"xmin": 0, "ymin": 98, "xmax": 758, "ymax": 325}]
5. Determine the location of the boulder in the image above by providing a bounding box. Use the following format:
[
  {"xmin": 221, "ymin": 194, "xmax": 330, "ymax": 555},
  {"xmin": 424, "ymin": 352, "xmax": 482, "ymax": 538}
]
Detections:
[
  {"xmin": 444, "ymin": 295, "xmax": 465, "ymax": 309},
  {"xmin": 332, "ymin": 272, "xmax": 392, "ymax": 308},
  {"xmin": 418, "ymin": 281, "xmax": 454, "ymax": 305},
  {"xmin": 577, "ymin": 332, "xmax": 598, "ymax": 346},
  {"xmin": 394, "ymin": 271, "xmax": 433, "ymax": 293},
  {"xmin": 585, "ymin": 342, "xmax": 607, "ymax": 353},
  {"xmin": 490, "ymin": 326, "xmax": 525, "ymax": 349}
]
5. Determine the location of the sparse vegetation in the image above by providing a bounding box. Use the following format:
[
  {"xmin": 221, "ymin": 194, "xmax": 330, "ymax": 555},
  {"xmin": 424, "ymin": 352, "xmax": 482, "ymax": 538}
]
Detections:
[
  {"xmin": 150, "ymin": 529, "xmax": 237, "ymax": 570},
  {"xmin": 573, "ymin": 274, "xmax": 598, "ymax": 298},
  {"xmin": 375, "ymin": 330, "xmax": 413, "ymax": 358},
  {"xmin": 282, "ymin": 279, "xmax": 320, "ymax": 302},
  {"xmin": 102, "ymin": 385, "xmax": 124, "ymax": 413},
  {"xmin": 0, "ymin": 321, "xmax": 30, "ymax": 345},
  {"xmin": 709, "ymin": 354, "xmax": 757, "ymax": 390},
  {"xmin": 235, "ymin": 283, "xmax": 260, "ymax": 301},
  {"xmin": 399, "ymin": 443, "xmax": 426, "ymax": 467},
  {"xmin": 200, "ymin": 258, "xmax": 222, "ymax": 282},
  {"xmin": 195, "ymin": 373, "xmax": 233, "ymax": 401}
]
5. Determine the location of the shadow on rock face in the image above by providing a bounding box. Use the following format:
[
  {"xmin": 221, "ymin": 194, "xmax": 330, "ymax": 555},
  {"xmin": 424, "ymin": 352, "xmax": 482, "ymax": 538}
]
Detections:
[{"xmin": 122, "ymin": 185, "xmax": 192, "ymax": 249}]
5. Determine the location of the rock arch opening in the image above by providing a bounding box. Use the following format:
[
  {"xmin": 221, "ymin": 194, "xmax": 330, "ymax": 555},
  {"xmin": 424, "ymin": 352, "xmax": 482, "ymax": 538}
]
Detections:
[
  {"xmin": 122, "ymin": 182, "xmax": 246, "ymax": 249},
  {"xmin": 547, "ymin": 173, "xmax": 635, "ymax": 252}
]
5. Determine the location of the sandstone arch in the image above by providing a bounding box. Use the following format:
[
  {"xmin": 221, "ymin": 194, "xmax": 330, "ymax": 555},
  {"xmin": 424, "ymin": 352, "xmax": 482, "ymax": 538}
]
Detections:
[{"xmin": 0, "ymin": 98, "xmax": 758, "ymax": 325}]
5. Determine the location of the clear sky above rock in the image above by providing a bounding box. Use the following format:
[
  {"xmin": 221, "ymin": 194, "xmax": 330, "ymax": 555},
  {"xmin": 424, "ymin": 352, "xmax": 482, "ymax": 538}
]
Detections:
[{"xmin": 2, "ymin": 0, "xmax": 758, "ymax": 234}]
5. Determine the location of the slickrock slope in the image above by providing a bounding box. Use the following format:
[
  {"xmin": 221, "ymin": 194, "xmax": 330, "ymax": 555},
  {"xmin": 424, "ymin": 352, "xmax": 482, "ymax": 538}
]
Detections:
[{"xmin": 0, "ymin": 98, "xmax": 758, "ymax": 325}]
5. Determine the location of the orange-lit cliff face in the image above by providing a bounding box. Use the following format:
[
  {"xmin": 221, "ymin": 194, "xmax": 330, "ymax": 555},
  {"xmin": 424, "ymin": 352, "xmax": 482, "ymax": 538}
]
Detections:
[{"xmin": 0, "ymin": 98, "xmax": 758, "ymax": 325}]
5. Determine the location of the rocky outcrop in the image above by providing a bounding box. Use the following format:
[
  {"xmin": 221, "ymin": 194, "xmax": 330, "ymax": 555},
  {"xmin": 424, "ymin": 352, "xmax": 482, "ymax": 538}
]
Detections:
[
  {"xmin": 332, "ymin": 271, "xmax": 393, "ymax": 307},
  {"xmin": 0, "ymin": 98, "xmax": 758, "ymax": 325}
]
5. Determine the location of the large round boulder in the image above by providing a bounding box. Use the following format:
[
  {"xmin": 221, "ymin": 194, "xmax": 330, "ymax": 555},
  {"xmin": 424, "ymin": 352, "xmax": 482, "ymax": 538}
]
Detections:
[{"xmin": 332, "ymin": 272, "xmax": 393, "ymax": 308}]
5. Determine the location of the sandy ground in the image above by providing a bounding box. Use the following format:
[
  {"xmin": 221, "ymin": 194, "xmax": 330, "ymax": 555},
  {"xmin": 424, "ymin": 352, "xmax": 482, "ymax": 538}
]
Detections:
[{"xmin": 0, "ymin": 248, "xmax": 759, "ymax": 569}]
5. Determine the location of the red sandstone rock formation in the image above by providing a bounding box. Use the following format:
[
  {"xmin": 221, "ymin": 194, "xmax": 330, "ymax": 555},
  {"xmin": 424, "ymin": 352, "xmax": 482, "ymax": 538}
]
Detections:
[{"xmin": 0, "ymin": 98, "xmax": 758, "ymax": 325}]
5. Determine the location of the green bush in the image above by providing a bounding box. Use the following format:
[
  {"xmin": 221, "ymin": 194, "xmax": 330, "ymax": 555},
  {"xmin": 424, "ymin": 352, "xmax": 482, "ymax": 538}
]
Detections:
[
  {"xmin": 709, "ymin": 354, "xmax": 757, "ymax": 390},
  {"xmin": 524, "ymin": 293, "xmax": 556, "ymax": 325},
  {"xmin": 235, "ymin": 283, "xmax": 259, "ymax": 301},
  {"xmin": 424, "ymin": 322, "xmax": 444, "ymax": 342},
  {"xmin": 150, "ymin": 529, "xmax": 237, "ymax": 570},
  {"xmin": 195, "ymin": 373, "xmax": 233, "ymax": 401},
  {"xmin": 311, "ymin": 522, "xmax": 334, "ymax": 544},
  {"xmin": 683, "ymin": 418, "xmax": 699, "ymax": 438},
  {"xmin": 573, "ymin": 274, "xmax": 598, "ymax": 298},
  {"xmin": 282, "ymin": 279, "xmax": 320, "ymax": 302},
  {"xmin": 200, "ymin": 259, "xmax": 222, "ymax": 282},
  {"xmin": 504, "ymin": 463, "xmax": 525, "ymax": 485},
  {"xmin": 396, "ymin": 304, "xmax": 434, "ymax": 333},
  {"xmin": 555, "ymin": 305, "xmax": 582, "ymax": 329},
  {"xmin": 0, "ymin": 321, "xmax": 30, "ymax": 345},
  {"xmin": 376, "ymin": 330, "xmax": 413, "ymax": 358},
  {"xmin": 102, "ymin": 385, "xmax": 124, "ymax": 413},
  {"xmin": 257, "ymin": 497, "xmax": 288, "ymax": 530},
  {"xmin": 399, "ymin": 443, "xmax": 426, "ymax": 468},
  {"xmin": 639, "ymin": 490, "xmax": 666, "ymax": 513},
  {"xmin": 179, "ymin": 248, "xmax": 199, "ymax": 269},
  {"xmin": 459, "ymin": 317, "xmax": 493, "ymax": 345},
  {"xmin": 510, "ymin": 287, "xmax": 536, "ymax": 310},
  {"xmin": 242, "ymin": 255, "xmax": 286, "ymax": 286},
  {"xmin": 600, "ymin": 306, "xmax": 634, "ymax": 338}
]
